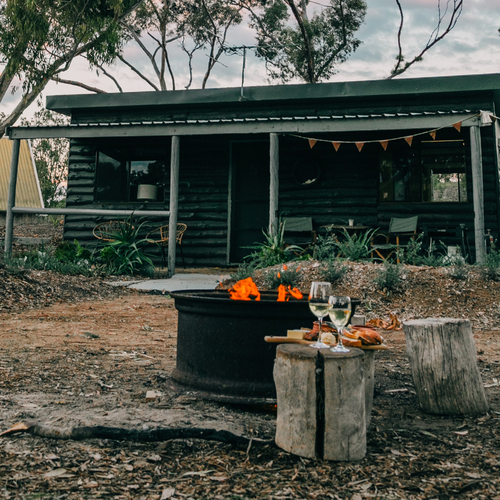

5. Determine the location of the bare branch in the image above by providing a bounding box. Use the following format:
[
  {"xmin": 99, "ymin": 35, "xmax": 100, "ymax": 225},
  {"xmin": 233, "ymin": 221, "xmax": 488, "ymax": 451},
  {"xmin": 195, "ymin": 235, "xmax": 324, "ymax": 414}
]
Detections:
[
  {"xmin": 117, "ymin": 54, "xmax": 160, "ymax": 90},
  {"xmin": 51, "ymin": 75, "xmax": 108, "ymax": 93},
  {"xmin": 389, "ymin": 0, "xmax": 463, "ymax": 78}
]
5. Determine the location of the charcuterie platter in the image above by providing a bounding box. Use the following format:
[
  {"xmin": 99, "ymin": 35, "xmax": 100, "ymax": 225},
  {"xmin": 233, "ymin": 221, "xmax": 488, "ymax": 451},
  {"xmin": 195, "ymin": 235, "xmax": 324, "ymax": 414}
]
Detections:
[{"xmin": 264, "ymin": 336, "xmax": 389, "ymax": 350}]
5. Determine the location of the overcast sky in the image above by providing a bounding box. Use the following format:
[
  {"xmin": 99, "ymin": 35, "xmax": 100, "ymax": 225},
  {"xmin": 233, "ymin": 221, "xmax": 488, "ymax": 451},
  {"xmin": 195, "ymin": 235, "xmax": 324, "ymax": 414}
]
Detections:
[{"xmin": 2, "ymin": 0, "xmax": 500, "ymax": 118}]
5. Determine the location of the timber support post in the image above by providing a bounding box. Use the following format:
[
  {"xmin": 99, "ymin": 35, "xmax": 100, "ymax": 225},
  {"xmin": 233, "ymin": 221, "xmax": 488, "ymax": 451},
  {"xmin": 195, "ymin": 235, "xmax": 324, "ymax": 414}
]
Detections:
[
  {"xmin": 168, "ymin": 136, "xmax": 180, "ymax": 278},
  {"xmin": 4, "ymin": 139, "xmax": 21, "ymax": 258},
  {"xmin": 269, "ymin": 133, "xmax": 279, "ymax": 237},
  {"xmin": 470, "ymin": 123, "xmax": 486, "ymax": 264}
]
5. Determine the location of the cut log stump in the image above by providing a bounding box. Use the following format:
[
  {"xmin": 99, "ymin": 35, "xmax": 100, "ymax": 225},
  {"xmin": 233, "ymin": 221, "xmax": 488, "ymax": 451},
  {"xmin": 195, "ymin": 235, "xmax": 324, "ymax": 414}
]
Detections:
[
  {"xmin": 403, "ymin": 318, "xmax": 489, "ymax": 415},
  {"xmin": 274, "ymin": 344, "xmax": 366, "ymax": 461}
]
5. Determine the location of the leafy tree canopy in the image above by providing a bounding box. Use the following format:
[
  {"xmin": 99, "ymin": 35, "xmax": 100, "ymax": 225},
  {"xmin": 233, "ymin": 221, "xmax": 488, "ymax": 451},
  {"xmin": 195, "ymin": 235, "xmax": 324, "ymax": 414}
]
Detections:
[
  {"xmin": 0, "ymin": 0, "xmax": 139, "ymax": 137},
  {"xmin": 241, "ymin": 0, "xmax": 367, "ymax": 84}
]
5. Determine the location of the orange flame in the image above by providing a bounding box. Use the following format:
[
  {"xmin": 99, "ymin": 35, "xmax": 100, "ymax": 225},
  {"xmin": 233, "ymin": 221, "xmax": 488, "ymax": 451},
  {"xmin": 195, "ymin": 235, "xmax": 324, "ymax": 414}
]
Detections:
[
  {"xmin": 277, "ymin": 285, "xmax": 304, "ymax": 302},
  {"xmin": 229, "ymin": 277, "xmax": 261, "ymax": 301}
]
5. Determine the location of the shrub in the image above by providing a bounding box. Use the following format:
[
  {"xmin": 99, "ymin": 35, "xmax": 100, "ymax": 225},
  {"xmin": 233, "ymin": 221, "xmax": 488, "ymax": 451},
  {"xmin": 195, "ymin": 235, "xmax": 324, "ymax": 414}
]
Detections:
[
  {"xmin": 313, "ymin": 233, "xmax": 338, "ymax": 261},
  {"xmin": 230, "ymin": 263, "xmax": 255, "ymax": 282},
  {"xmin": 479, "ymin": 243, "xmax": 500, "ymax": 281},
  {"xmin": 264, "ymin": 263, "xmax": 303, "ymax": 289},
  {"xmin": 335, "ymin": 228, "xmax": 378, "ymax": 262},
  {"xmin": 373, "ymin": 262, "xmax": 402, "ymax": 291},
  {"xmin": 318, "ymin": 260, "xmax": 348, "ymax": 283},
  {"xmin": 243, "ymin": 220, "xmax": 303, "ymax": 269}
]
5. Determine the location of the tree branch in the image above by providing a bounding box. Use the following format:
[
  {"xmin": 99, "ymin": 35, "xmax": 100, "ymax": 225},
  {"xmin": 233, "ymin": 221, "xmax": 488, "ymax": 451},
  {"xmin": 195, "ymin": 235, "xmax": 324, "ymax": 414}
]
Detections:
[
  {"xmin": 117, "ymin": 54, "xmax": 160, "ymax": 90},
  {"xmin": 389, "ymin": 0, "xmax": 463, "ymax": 78},
  {"xmin": 51, "ymin": 75, "xmax": 108, "ymax": 93}
]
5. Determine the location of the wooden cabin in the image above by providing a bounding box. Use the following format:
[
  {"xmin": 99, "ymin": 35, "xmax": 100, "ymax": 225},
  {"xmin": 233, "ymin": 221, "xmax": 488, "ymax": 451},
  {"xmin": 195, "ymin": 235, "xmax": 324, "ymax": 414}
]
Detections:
[{"xmin": 7, "ymin": 73, "xmax": 500, "ymax": 266}]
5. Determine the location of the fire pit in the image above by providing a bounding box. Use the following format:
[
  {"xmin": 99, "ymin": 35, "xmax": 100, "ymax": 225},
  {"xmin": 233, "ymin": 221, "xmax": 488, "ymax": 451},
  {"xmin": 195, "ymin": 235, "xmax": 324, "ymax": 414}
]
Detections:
[{"xmin": 170, "ymin": 289, "xmax": 360, "ymax": 404}]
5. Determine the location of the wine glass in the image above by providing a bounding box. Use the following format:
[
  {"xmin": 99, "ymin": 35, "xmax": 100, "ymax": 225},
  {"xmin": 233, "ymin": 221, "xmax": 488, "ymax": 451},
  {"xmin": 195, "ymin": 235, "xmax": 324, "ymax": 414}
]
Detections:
[
  {"xmin": 328, "ymin": 295, "xmax": 351, "ymax": 353},
  {"xmin": 308, "ymin": 282, "xmax": 332, "ymax": 349}
]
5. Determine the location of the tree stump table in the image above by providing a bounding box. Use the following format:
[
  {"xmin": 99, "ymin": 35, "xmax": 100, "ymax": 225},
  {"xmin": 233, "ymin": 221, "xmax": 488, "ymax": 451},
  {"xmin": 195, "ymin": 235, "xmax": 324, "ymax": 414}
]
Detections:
[
  {"xmin": 273, "ymin": 344, "xmax": 366, "ymax": 461},
  {"xmin": 403, "ymin": 318, "xmax": 489, "ymax": 415}
]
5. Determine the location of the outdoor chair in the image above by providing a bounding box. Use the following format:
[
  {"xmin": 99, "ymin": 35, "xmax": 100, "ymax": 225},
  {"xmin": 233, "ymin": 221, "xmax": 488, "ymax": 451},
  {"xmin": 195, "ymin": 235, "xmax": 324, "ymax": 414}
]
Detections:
[
  {"xmin": 146, "ymin": 222, "xmax": 187, "ymax": 268},
  {"xmin": 370, "ymin": 216, "xmax": 419, "ymax": 263},
  {"xmin": 283, "ymin": 217, "xmax": 317, "ymax": 256},
  {"xmin": 93, "ymin": 220, "xmax": 135, "ymax": 242}
]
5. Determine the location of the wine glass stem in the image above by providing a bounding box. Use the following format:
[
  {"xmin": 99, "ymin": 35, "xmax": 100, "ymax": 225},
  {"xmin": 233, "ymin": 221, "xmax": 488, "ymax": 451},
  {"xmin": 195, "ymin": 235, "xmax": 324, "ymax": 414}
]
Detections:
[{"xmin": 337, "ymin": 326, "xmax": 343, "ymax": 348}]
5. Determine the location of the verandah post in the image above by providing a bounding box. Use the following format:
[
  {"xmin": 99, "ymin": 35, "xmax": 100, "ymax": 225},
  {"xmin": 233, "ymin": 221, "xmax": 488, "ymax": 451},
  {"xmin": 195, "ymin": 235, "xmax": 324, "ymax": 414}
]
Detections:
[
  {"xmin": 168, "ymin": 136, "xmax": 180, "ymax": 278},
  {"xmin": 470, "ymin": 123, "xmax": 486, "ymax": 264},
  {"xmin": 4, "ymin": 139, "xmax": 21, "ymax": 258},
  {"xmin": 269, "ymin": 133, "xmax": 279, "ymax": 237}
]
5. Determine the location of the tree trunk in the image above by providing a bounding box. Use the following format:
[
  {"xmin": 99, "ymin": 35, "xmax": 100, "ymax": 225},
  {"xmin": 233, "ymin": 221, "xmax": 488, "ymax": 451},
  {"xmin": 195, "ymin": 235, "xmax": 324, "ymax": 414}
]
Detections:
[
  {"xmin": 274, "ymin": 344, "xmax": 366, "ymax": 461},
  {"xmin": 403, "ymin": 318, "xmax": 489, "ymax": 415}
]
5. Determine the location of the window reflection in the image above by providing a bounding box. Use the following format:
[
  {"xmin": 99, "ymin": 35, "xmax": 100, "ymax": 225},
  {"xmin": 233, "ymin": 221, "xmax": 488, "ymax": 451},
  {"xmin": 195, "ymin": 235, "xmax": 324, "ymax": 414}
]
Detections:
[{"xmin": 379, "ymin": 140, "xmax": 467, "ymax": 203}]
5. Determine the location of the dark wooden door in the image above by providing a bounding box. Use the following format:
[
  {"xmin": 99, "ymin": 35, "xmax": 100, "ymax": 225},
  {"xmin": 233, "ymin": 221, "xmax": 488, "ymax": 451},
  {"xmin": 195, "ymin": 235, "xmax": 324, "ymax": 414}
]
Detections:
[{"xmin": 231, "ymin": 141, "xmax": 270, "ymax": 263}]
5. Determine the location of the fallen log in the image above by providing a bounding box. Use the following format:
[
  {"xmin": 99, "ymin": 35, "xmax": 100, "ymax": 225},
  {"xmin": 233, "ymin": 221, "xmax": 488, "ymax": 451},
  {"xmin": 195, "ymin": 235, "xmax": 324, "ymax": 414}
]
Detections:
[{"xmin": 0, "ymin": 422, "xmax": 273, "ymax": 446}]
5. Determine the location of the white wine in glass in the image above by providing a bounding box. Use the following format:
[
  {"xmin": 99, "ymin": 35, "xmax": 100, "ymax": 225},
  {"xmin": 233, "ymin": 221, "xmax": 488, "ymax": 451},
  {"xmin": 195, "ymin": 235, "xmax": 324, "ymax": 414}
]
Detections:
[
  {"xmin": 328, "ymin": 295, "xmax": 351, "ymax": 353},
  {"xmin": 308, "ymin": 282, "xmax": 332, "ymax": 349}
]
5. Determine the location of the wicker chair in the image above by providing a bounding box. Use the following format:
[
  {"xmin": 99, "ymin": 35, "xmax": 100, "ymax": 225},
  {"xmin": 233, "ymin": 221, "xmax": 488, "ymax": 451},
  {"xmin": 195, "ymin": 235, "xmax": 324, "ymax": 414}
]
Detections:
[
  {"xmin": 93, "ymin": 220, "xmax": 135, "ymax": 242},
  {"xmin": 146, "ymin": 223, "xmax": 187, "ymax": 268}
]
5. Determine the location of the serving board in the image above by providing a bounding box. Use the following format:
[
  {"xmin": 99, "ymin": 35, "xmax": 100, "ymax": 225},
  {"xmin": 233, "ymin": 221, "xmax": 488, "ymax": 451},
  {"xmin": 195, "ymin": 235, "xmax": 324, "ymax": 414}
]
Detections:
[{"xmin": 264, "ymin": 336, "xmax": 389, "ymax": 350}]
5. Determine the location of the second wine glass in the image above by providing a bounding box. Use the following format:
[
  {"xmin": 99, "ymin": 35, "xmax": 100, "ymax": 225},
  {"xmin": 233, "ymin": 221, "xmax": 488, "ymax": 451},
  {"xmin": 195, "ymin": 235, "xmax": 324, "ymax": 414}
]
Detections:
[
  {"xmin": 328, "ymin": 295, "xmax": 351, "ymax": 353},
  {"xmin": 308, "ymin": 282, "xmax": 332, "ymax": 349}
]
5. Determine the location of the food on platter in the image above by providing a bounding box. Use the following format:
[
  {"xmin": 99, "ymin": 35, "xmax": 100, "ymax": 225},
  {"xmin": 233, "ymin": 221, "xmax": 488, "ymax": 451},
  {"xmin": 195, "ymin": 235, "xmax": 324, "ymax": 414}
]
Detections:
[
  {"xmin": 344, "ymin": 326, "xmax": 384, "ymax": 345},
  {"xmin": 320, "ymin": 332, "xmax": 336, "ymax": 345},
  {"xmin": 341, "ymin": 337, "xmax": 362, "ymax": 348},
  {"xmin": 287, "ymin": 329, "xmax": 306, "ymax": 340},
  {"xmin": 304, "ymin": 321, "xmax": 336, "ymax": 341}
]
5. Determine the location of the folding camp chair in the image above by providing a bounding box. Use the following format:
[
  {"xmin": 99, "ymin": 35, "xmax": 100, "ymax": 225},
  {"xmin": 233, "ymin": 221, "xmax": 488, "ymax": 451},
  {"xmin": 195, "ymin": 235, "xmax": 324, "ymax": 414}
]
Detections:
[
  {"xmin": 283, "ymin": 217, "xmax": 317, "ymax": 255},
  {"xmin": 371, "ymin": 216, "xmax": 418, "ymax": 263}
]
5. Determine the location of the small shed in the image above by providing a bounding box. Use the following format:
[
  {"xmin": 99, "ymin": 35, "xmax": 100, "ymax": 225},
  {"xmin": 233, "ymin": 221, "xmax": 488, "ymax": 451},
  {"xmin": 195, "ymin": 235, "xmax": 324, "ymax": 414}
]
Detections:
[
  {"xmin": 0, "ymin": 138, "xmax": 43, "ymax": 224},
  {"xmin": 6, "ymin": 73, "xmax": 500, "ymax": 266}
]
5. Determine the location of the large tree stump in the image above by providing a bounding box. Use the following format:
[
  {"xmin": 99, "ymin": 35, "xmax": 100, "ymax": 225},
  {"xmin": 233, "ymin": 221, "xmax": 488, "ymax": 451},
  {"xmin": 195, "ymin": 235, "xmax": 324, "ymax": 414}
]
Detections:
[
  {"xmin": 274, "ymin": 344, "xmax": 366, "ymax": 461},
  {"xmin": 403, "ymin": 318, "xmax": 489, "ymax": 415},
  {"xmin": 322, "ymin": 349, "xmax": 366, "ymax": 461}
]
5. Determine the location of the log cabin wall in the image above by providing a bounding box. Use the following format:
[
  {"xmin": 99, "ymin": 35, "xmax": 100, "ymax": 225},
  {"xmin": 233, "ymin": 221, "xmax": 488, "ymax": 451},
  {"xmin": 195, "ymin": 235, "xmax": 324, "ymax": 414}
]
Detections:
[{"xmin": 63, "ymin": 136, "xmax": 232, "ymax": 267}]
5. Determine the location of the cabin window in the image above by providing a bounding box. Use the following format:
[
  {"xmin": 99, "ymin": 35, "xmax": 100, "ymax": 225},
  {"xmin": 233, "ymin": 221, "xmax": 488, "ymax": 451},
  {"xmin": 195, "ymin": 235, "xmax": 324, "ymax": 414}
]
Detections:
[
  {"xmin": 96, "ymin": 149, "xmax": 166, "ymax": 202},
  {"xmin": 379, "ymin": 140, "xmax": 467, "ymax": 203}
]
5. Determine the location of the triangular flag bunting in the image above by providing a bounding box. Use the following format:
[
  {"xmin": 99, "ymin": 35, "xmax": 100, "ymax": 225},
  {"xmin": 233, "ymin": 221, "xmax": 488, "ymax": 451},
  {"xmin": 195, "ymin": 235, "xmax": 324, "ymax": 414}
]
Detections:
[
  {"xmin": 332, "ymin": 142, "xmax": 341, "ymax": 151},
  {"xmin": 429, "ymin": 130, "xmax": 437, "ymax": 140},
  {"xmin": 356, "ymin": 142, "xmax": 364, "ymax": 152},
  {"xmin": 404, "ymin": 136, "xmax": 413, "ymax": 146},
  {"xmin": 453, "ymin": 121, "xmax": 462, "ymax": 132},
  {"xmin": 308, "ymin": 139, "xmax": 317, "ymax": 149},
  {"xmin": 380, "ymin": 140, "xmax": 389, "ymax": 151}
]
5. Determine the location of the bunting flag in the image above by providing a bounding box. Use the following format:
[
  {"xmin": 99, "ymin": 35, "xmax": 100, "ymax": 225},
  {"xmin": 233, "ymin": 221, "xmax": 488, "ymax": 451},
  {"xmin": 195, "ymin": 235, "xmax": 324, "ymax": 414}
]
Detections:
[
  {"xmin": 356, "ymin": 142, "xmax": 364, "ymax": 152},
  {"xmin": 332, "ymin": 142, "xmax": 341, "ymax": 151},
  {"xmin": 404, "ymin": 136, "xmax": 413, "ymax": 147},
  {"xmin": 429, "ymin": 130, "xmax": 437, "ymax": 140},
  {"xmin": 308, "ymin": 139, "xmax": 317, "ymax": 149},
  {"xmin": 453, "ymin": 121, "xmax": 462, "ymax": 132},
  {"xmin": 380, "ymin": 140, "xmax": 389, "ymax": 151}
]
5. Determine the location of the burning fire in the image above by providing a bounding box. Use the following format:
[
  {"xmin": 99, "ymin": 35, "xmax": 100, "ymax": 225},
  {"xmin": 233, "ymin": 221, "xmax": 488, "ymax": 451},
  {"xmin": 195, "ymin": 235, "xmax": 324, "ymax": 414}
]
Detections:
[
  {"xmin": 277, "ymin": 285, "xmax": 303, "ymax": 302},
  {"xmin": 229, "ymin": 277, "xmax": 261, "ymax": 301},
  {"xmin": 229, "ymin": 277, "xmax": 303, "ymax": 302}
]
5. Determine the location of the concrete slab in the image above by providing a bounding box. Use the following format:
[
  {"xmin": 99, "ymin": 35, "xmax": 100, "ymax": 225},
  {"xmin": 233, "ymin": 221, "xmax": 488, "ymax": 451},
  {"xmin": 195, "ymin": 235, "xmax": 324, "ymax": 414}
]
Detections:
[{"xmin": 109, "ymin": 273, "xmax": 231, "ymax": 292}]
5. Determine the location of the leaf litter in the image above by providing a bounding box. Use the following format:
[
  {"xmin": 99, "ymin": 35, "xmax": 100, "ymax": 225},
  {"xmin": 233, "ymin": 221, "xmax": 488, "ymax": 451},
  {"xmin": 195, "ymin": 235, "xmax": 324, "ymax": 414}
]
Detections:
[{"xmin": 1, "ymin": 226, "xmax": 500, "ymax": 498}]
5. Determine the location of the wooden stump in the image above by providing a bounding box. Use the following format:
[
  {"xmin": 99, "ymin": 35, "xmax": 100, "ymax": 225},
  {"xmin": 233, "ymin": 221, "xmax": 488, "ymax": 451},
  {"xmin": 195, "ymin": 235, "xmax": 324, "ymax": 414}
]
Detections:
[
  {"xmin": 322, "ymin": 349, "xmax": 366, "ymax": 461},
  {"xmin": 274, "ymin": 344, "xmax": 366, "ymax": 461},
  {"xmin": 362, "ymin": 350, "xmax": 375, "ymax": 427},
  {"xmin": 403, "ymin": 318, "xmax": 489, "ymax": 415}
]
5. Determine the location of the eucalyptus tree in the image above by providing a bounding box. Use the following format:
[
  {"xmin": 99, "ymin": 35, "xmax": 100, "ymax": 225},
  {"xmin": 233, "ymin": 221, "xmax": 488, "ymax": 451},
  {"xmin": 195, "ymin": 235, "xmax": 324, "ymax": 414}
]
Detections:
[
  {"xmin": 0, "ymin": 0, "xmax": 140, "ymax": 137},
  {"xmin": 112, "ymin": 0, "xmax": 245, "ymax": 91},
  {"xmin": 238, "ymin": 0, "xmax": 367, "ymax": 84}
]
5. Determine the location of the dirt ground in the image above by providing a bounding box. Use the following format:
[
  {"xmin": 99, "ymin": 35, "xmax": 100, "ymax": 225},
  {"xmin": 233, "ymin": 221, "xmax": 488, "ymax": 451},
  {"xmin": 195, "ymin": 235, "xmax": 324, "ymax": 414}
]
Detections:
[{"xmin": 1, "ymin": 223, "xmax": 500, "ymax": 499}]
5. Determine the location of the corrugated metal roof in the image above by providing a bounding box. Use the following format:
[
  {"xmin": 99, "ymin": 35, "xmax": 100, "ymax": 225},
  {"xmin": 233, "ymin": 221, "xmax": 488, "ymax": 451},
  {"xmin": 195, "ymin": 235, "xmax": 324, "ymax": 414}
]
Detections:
[
  {"xmin": 0, "ymin": 139, "xmax": 43, "ymax": 211},
  {"xmin": 11, "ymin": 109, "xmax": 473, "ymax": 130}
]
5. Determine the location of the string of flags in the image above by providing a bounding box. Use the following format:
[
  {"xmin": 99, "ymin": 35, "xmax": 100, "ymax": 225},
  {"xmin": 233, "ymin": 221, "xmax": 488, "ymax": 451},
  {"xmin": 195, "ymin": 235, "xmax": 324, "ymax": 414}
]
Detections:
[{"xmin": 287, "ymin": 113, "xmax": 482, "ymax": 152}]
